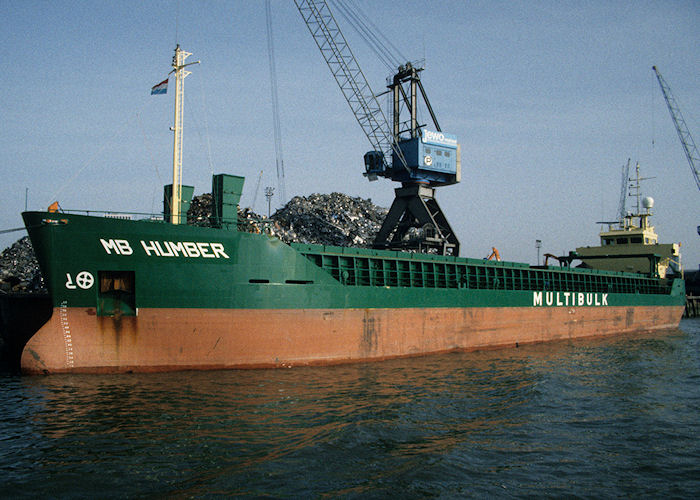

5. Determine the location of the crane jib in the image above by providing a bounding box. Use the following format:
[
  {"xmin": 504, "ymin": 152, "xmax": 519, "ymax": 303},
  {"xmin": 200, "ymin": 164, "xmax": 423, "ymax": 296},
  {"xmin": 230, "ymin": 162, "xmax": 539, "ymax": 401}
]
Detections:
[{"xmin": 653, "ymin": 66, "xmax": 700, "ymax": 192}]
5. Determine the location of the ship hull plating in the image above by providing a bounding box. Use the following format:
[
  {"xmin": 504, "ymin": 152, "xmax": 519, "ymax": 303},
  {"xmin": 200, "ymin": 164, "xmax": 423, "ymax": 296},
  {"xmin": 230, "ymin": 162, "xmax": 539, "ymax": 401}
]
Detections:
[{"xmin": 21, "ymin": 304, "xmax": 684, "ymax": 374}]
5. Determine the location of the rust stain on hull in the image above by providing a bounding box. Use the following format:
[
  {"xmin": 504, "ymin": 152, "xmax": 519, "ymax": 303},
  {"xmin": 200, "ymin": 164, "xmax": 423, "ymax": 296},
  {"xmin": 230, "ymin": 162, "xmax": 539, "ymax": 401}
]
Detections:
[{"xmin": 20, "ymin": 305, "xmax": 684, "ymax": 374}]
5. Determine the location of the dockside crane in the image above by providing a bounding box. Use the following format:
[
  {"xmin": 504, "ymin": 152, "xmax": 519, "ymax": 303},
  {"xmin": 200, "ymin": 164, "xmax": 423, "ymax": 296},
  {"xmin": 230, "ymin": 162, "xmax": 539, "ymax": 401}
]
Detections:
[
  {"xmin": 294, "ymin": 0, "xmax": 461, "ymax": 255},
  {"xmin": 652, "ymin": 66, "xmax": 700, "ymax": 191}
]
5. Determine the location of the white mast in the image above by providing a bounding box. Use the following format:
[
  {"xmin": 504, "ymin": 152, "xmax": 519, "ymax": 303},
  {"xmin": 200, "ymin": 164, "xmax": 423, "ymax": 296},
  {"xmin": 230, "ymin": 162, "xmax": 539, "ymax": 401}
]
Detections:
[{"xmin": 170, "ymin": 45, "xmax": 199, "ymax": 224}]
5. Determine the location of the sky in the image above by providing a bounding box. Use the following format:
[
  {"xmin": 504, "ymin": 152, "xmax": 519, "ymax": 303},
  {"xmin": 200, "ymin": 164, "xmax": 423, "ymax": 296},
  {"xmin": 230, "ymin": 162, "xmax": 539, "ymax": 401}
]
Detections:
[{"xmin": 1, "ymin": 0, "xmax": 698, "ymax": 268}]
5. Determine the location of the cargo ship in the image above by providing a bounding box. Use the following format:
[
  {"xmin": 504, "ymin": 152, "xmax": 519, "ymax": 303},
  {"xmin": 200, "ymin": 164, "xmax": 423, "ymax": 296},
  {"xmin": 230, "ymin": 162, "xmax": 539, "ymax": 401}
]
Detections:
[
  {"xmin": 18, "ymin": 43, "xmax": 685, "ymax": 374},
  {"xmin": 19, "ymin": 199, "xmax": 686, "ymax": 374}
]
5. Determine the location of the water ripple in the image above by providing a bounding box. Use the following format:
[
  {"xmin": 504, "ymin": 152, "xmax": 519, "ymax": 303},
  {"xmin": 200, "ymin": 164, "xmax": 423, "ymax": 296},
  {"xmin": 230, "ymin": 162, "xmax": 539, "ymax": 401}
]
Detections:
[{"xmin": 1, "ymin": 321, "xmax": 699, "ymax": 497}]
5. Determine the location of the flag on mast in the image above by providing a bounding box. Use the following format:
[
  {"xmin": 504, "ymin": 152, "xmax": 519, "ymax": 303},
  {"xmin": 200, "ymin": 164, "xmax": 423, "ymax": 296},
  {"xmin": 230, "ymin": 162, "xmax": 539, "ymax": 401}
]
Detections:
[{"xmin": 151, "ymin": 78, "xmax": 168, "ymax": 95}]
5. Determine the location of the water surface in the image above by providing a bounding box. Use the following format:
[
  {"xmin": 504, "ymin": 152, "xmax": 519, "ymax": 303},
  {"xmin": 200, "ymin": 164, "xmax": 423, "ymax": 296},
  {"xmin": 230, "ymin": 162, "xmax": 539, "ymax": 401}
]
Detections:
[{"xmin": 2, "ymin": 320, "xmax": 699, "ymax": 497}]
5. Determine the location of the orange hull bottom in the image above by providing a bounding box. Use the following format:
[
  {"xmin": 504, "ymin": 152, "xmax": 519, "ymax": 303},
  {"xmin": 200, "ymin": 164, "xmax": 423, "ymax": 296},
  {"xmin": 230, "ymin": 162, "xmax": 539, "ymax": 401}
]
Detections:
[{"xmin": 21, "ymin": 305, "xmax": 684, "ymax": 374}]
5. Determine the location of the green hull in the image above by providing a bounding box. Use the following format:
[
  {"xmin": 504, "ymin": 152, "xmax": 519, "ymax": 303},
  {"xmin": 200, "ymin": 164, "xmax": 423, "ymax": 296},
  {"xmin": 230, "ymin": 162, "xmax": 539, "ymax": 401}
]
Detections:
[{"xmin": 23, "ymin": 211, "xmax": 685, "ymax": 312}]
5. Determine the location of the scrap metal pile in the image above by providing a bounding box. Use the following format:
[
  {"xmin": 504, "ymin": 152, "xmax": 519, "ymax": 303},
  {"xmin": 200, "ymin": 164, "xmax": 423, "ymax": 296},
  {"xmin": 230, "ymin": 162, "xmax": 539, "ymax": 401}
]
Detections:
[
  {"xmin": 188, "ymin": 192, "xmax": 388, "ymax": 247},
  {"xmin": 187, "ymin": 193, "xmax": 216, "ymax": 227},
  {"xmin": 0, "ymin": 237, "xmax": 45, "ymax": 293},
  {"xmin": 266, "ymin": 193, "xmax": 388, "ymax": 247}
]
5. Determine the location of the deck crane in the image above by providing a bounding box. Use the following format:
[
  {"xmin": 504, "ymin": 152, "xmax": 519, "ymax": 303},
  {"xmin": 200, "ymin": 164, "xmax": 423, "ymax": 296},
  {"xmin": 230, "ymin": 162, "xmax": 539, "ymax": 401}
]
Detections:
[
  {"xmin": 652, "ymin": 66, "xmax": 700, "ymax": 191},
  {"xmin": 294, "ymin": 0, "xmax": 461, "ymax": 255}
]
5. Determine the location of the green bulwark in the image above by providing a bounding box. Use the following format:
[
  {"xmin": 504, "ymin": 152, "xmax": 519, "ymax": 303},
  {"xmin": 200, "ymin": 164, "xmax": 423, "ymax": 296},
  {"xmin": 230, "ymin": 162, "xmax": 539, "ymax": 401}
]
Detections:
[
  {"xmin": 163, "ymin": 184, "xmax": 194, "ymax": 223},
  {"xmin": 212, "ymin": 174, "xmax": 245, "ymax": 229},
  {"xmin": 293, "ymin": 243, "xmax": 676, "ymax": 296}
]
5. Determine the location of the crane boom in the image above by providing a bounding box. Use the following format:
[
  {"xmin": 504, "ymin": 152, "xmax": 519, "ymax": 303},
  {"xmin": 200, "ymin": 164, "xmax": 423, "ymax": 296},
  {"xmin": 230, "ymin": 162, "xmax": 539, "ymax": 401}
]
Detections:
[
  {"xmin": 652, "ymin": 66, "xmax": 700, "ymax": 191},
  {"xmin": 294, "ymin": 0, "xmax": 397, "ymax": 170}
]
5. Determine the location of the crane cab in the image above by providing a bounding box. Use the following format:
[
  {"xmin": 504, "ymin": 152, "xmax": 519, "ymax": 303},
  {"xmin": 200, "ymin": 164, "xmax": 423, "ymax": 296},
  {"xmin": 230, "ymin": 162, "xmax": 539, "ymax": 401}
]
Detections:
[
  {"xmin": 392, "ymin": 129, "xmax": 460, "ymax": 187},
  {"xmin": 364, "ymin": 129, "xmax": 461, "ymax": 187}
]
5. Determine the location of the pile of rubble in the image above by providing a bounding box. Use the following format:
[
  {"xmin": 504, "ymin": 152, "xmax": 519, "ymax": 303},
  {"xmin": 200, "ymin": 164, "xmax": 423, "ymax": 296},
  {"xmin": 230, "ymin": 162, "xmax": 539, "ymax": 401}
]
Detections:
[
  {"xmin": 187, "ymin": 193, "xmax": 215, "ymax": 227},
  {"xmin": 269, "ymin": 193, "xmax": 387, "ymax": 247},
  {"xmin": 0, "ymin": 236, "xmax": 45, "ymax": 293},
  {"xmin": 186, "ymin": 193, "xmax": 266, "ymax": 233},
  {"xmin": 187, "ymin": 192, "xmax": 388, "ymax": 248}
]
